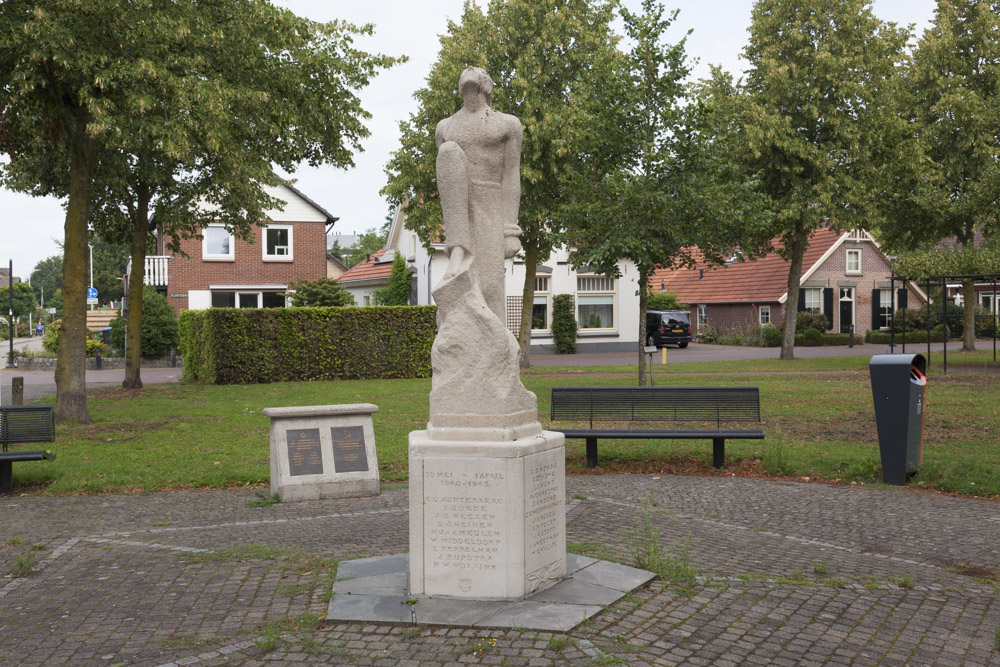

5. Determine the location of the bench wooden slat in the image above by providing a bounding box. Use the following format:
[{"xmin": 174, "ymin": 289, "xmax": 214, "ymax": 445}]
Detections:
[
  {"xmin": 0, "ymin": 451, "xmax": 57, "ymax": 463},
  {"xmin": 0, "ymin": 405, "xmax": 56, "ymax": 445},
  {"xmin": 555, "ymin": 428, "xmax": 765, "ymax": 440}
]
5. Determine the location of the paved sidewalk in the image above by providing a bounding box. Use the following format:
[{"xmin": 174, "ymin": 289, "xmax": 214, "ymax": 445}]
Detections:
[{"xmin": 2, "ymin": 475, "xmax": 998, "ymax": 666}]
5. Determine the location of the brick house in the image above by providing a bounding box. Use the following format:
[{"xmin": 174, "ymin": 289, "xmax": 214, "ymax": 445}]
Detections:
[
  {"xmin": 336, "ymin": 248, "xmax": 394, "ymax": 306},
  {"xmin": 650, "ymin": 228, "xmax": 927, "ymax": 339},
  {"xmin": 142, "ymin": 183, "xmax": 336, "ymax": 315}
]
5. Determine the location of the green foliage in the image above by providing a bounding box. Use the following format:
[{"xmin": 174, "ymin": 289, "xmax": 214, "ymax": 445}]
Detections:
[
  {"xmin": 373, "ymin": 253, "xmax": 412, "ymax": 306},
  {"xmin": 30, "ymin": 255, "xmax": 62, "ymax": 306},
  {"xmin": 551, "ymin": 294, "xmax": 578, "ymax": 354},
  {"xmin": 341, "ymin": 228, "xmax": 389, "ymax": 269},
  {"xmin": 760, "ymin": 323, "xmax": 782, "ymax": 347},
  {"xmin": 795, "ymin": 311, "xmax": 831, "ymax": 334},
  {"xmin": 179, "ymin": 306, "xmax": 436, "ymax": 384},
  {"xmin": 43, "ymin": 319, "xmax": 107, "ymax": 357},
  {"xmin": 0, "ymin": 282, "xmax": 37, "ymax": 319},
  {"xmin": 867, "ymin": 330, "xmax": 948, "ymax": 345},
  {"xmin": 109, "ymin": 287, "xmax": 179, "ymax": 357},
  {"xmin": 286, "ymin": 278, "xmax": 355, "ymax": 307},
  {"xmin": 90, "ymin": 238, "xmax": 129, "ymax": 305},
  {"xmin": 890, "ymin": 307, "xmax": 936, "ymax": 333},
  {"xmin": 802, "ymin": 328, "xmax": 823, "ymax": 347},
  {"xmin": 645, "ymin": 291, "xmax": 687, "ymax": 312}
]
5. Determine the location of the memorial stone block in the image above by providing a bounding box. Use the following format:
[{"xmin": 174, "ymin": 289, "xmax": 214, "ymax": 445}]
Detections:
[{"xmin": 263, "ymin": 404, "xmax": 379, "ymax": 501}]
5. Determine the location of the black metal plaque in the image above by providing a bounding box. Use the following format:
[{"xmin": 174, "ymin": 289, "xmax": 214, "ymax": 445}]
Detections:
[
  {"xmin": 331, "ymin": 425, "xmax": 369, "ymax": 473},
  {"xmin": 286, "ymin": 428, "xmax": 323, "ymax": 477}
]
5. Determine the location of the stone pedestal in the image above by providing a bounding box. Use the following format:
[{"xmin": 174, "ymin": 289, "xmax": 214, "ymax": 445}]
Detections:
[
  {"xmin": 263, "ymin": 404, "xmax": 379, "ymax": 502},
  {"xmin": 408, "ymin": 430, "xmax": 566, "ymax": 599}
]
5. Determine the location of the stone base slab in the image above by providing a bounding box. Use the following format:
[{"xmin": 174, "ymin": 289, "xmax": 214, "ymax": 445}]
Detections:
[
  {"xmin": 327, "ymin": 553, "xmax": 655, "ymax": 631},
  {"xmin": 408, "ymin": 429, "xmax": 566, "ymax": 599}
]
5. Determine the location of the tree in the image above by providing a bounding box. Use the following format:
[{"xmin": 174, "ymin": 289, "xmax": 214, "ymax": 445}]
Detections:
[
  {"xmin": 30, "ymin": 255, "xmax": 62, "ymax": 308},
  {"xmin": 373, "ymin": 253, "xmax": 412, "ymax": 305},
  {"xmin": 877, "ymin": 1, "xmax": 1000, "ymax": 351},
  {"xmin": 0, "ymin": 2, "xmax": 399, "ymax": 417},
  {"xmin": 383, "ymin": 0, "xmax": 621, "ymax": 368},
  {"xmin": 341, "ymin": 228, "xmax": 389, "ymax": 268},
  {"xmin": 286, "ymin": 278, "xmax": 355, "ymax": 307},
  {"xmin": 0, "ymin": 282, "xmax": 36, "ymax": 319},
  {"xmin": 561, "ymin": 0, "xmax": 767, "ymax": 385},
  {"xmin": 733, "ymin": 0, "xmax": 909, "ymax": 360},
  {"xmin": 90, "ymin": 237, "xmax": 129, "ymax": 305}
]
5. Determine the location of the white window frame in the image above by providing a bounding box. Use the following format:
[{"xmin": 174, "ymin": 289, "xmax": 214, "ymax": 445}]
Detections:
[
  {"xmin": 576, "ymin": 275, "xmax": 616, "ymax": 331},
  {"xmin": 697, "ymin": 304, "xmax": 707, "ymax": 333},
  {"xmin": 759, "ymin": 305, "xmax": 771, "ymax": 325},
  {"xmin": 845, "ymin": 248, "xmax": 862, "ymax": 275},
  {"xmin": 532, "ymin": 276, "xmax": 551, "ymax": 331},
  {"xmin": 262, "ymin": 224, "xmax": 293, "ymax": 261},
  {"xmin": 804, "ymin": 288, "xmax": 822, "ymax": 314},
  {"xmin": 203, "ymin": 225, "xmax": 234, "ymax": 261},
  {"xmin": 879, "ymin": 289, "xmax": 894, "ymax": 330}
]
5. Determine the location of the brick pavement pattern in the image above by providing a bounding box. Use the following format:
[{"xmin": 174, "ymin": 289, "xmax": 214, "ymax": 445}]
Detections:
[{"xmin": 1, "ymin": 475, "xmax": 998, "ymax": 665}]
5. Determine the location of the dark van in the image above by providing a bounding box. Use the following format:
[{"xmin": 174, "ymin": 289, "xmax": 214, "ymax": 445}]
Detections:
[{"xmin": 645, "ymin": 310, "xmax": 692, "ymax": 348}]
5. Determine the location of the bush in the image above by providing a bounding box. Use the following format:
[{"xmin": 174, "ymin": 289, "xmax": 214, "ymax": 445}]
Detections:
[
  {"xmin": 179, "ymin": 306, "xmax": 436, "ymax": 384},
  {"xmin": 793, "ymin": 332, "xmax": 853, "ymax": 346},
  {"xmin": 699, "ymin": 326, "xmax": 719, "ymax": 343},
  {"xmin": 867, "ymin": 329, "xmax": 947, "ymax": 344},
  {"xmin": 42, "ymin": 319, "xmax": 108, "ymax": 357},
  {"xmin": 372, "ymin": 253, "xmax": 411, "ymax": 306},
  {"xmin": 551, "ymin": 294, "xmax": 577, "ymax": 354},
  {"xmin": 645, "ymin": 291, "xmax": 687, "ymax": 311},
  {"xmin": 794, "ymin": 311, "xmax": 830, "ymax": 333},
  {"xmin": 801, "ymin": 327, "xmax": 823, "ymax": 346},
  {"xmin": 760, "ymin": 323, "xmax": 782, "ymax": 347},
  {"xmin": 110, "ymin": 287, "xmax": 179, "ymax": 357},
  {"xmin": 286, "ymin": 278, "xmax": 355, "ymax": 307},
  {"xmin": 891, "ymin": 307, "xmax": 935, "ymax": 333}
]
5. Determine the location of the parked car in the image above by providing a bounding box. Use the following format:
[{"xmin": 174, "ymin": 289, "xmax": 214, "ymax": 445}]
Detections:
[{"xmin": 645, "ymin": 310, "xmax": 691, "ymax": 348}]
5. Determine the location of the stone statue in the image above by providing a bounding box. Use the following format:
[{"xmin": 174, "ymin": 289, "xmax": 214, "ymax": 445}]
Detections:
[{"xmin": 427, "ymin": 67, "xmax": 541, "ymax": 440}]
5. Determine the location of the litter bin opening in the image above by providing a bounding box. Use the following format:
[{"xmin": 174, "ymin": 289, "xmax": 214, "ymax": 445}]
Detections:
[{"xmin": 909, "ymin": 353, "xmax": 927, "ymax": 377}]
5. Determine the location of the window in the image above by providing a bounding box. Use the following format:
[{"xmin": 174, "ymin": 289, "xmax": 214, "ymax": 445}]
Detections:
[
  {"xmin": 576, "ymin": 275, "xmax": 615, "ymax": 330},
  {"xmin": 363, "ymin": 295, "xmax": 371, "ymax": 306},
  {"xmin": 804, "ymin": 288, "xmax": 822, "ymax": 314},
  {"xmin": 697, "ymin": 304, "xmax": 707, "ymax": 333},
  {"xmin": 532, "ymin": 277, "xmax": 550, "ymax": 330},
  {"xmin": 210, "ymin": 290, "xmax": 285, "ymax": 309},
  {"xmin": 203, "ymin": 226, "xmax": 234, "ymax": 260},
  {"xmin": 263, "ymin": 225, "xmax": 293, "ymax": 260},
  {"xmin": 879, "ymin": 289, "xmax": 894, "ymax": 329},
  {"xmin": 759, "ymin": 305, "xmax": 771, "ymax": 325},
  {"xmin": 846, "ymin": 248, "xmax": 862, "ymax": 274},
  {"xmin": 211, "ymin": 291, "xmax": 235, "ymax": 308}
]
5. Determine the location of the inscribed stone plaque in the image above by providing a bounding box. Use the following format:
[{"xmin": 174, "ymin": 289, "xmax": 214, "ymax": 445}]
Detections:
[
  {"xmin": 286, "ymin": 428, "xmax": 323, "ymax": 477},
  {"xmin": 331, "ymin": 425, "xmax": 369, "ymax": 473}
]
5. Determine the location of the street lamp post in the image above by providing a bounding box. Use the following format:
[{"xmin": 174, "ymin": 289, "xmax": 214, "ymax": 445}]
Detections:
[
  {"xmin": 88, "ymin": 243, "xmax": 94, "ymax": 311},
  {"xmin": 6, "ymin": 259, "xmax": 14, "ymax": 368}
]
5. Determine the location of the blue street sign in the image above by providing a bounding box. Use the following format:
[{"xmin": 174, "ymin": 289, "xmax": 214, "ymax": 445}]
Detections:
[{"xmin": 87, "ymin": 287, "xmax": 98, "ymax": 299}]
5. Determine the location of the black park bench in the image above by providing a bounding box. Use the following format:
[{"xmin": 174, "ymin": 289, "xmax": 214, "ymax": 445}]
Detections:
[
  {"xmin": 549, "ymin": 386, "xmax": 764, "ymax": 469},
  {"xmin": 0, "ymin": 405, "xmax": 56, "ymax": 494}
]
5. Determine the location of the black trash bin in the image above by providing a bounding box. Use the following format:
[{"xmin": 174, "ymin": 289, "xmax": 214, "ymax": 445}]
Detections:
[
  {"xmin": 100, "ymin": 327, "xmax": 112, "ymax": 346},
  {"xmin": 869, "ymin": 354, "xmax": 927, "ymax": 485}
]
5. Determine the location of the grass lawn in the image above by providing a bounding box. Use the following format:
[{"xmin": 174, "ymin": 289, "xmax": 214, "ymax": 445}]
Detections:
[{"xmin": 9, "ymin": 352, "xmax": 999, "ymax": 498}]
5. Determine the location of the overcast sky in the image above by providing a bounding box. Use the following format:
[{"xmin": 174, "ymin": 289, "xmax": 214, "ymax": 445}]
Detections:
[{"xmin": 2, "ymin": 0, "xmax": 937, "ymax": 279}]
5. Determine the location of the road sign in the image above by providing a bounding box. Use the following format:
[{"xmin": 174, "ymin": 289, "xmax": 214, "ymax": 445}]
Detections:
[{"xmin": 87, "ymin": 287, "xmax": 98, "ymax": 299}]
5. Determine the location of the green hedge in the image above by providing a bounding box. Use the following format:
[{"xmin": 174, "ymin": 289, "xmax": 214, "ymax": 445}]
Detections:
[
  {"xmin": 867, "ymin": 330, "xmax": 947, "ymax": 344},
  {"xmin": 793, "ymin": 332, "xmax": 854, "ymax": 347},
  {"xmin": 178, "ymin": 306, "xmax": 436, "ymax": 384}
]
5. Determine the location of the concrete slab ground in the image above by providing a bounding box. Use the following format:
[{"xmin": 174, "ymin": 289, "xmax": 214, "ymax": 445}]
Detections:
[{"xmin": 2, "ymin": 474, "xmax": 998, "ymax": 665}]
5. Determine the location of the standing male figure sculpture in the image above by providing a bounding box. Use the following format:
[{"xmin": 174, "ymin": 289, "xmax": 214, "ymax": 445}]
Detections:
[{"xmin": 427, "ymin": 66, "xmax": 540, "ymax": 440}]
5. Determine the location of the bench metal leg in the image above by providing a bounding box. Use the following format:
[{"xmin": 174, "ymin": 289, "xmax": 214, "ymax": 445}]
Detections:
[
  {"xmin": 586, "ymin": 438, "xmax": 598, "ymax": 468},
  {"xmin": 712, "ymin": 438, "xmax": 725, "ymax": 469},
  {"xmin": 0, "ymin": 461, "xmax": 12, "ymax": 495}
]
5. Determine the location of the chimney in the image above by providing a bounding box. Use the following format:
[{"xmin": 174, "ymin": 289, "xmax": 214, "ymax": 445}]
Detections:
[
  {"xmin": 699, "ymin": 269, "xmax": 704, "ymax": 280},
  {"xmin": 366, "ymin": 252, "xmax": 371, "ymax": 262}
]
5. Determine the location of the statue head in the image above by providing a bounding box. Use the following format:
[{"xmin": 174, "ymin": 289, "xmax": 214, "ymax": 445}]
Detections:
[{"xmin": 459, "ymin": 66, "xmax": 493, "ymax": 105}]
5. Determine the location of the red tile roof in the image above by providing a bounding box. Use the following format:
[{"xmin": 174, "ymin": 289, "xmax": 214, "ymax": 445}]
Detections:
[
  {"xmin": 337, "ymin": 249, "xmax": 391, "ymax": 283},
  {"xmin": 649, "ymin": 228, "xmax": 844, "ymax": 304}
]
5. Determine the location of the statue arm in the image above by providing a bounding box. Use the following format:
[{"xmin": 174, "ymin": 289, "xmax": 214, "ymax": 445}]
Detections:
[
  {"xmin": 435, "ymin": 118, "xmax": 448, "ymax": 147},
  {"xmin": 501, "ymin": 118, "xmax": 523, "ymax": 258}
]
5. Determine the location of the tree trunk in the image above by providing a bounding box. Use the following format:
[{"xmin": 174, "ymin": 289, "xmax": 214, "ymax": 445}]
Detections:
[
  {"xmin": 962, "ymin": 280, "xmax": 976, "ymax": 352},
  {"xmin": 54, "ymin": 111, "xmax": 95, "ymax": 423},
  {"xmin": 123, "ymin": 190, "xmax": 151, "ymax": 389},
  {"xmin": 517, "ymin": 242, "xmax": 539, "ymax": 369},
  {"xmin": 780, "ymin": 234, "xmax": 806, "ymax": 361},
  {"xmin": 637, "ymin": 270, "xmax": 649, "ymax": 387}
]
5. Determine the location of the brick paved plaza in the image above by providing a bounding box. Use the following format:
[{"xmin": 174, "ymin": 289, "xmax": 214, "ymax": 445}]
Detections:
[{"xmin": 2, "ymin": 474, "xmax": 998, "ymax": 666}]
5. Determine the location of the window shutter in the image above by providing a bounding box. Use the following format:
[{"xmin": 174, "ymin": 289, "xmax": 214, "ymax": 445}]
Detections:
[
  {"xmin": 797, "ymin": 289, "xmax": 806, "ymax": 312},
  {"xmin": 823, "ymin": 288, "xmax": 834, "ymax": 329},
  {"xmin": 871, "ymin": 289, "xmax": 880, "ymax": 330},
  {"xmin": 897, "ymin": 288, "xmax": 908, "ymax": 310}
]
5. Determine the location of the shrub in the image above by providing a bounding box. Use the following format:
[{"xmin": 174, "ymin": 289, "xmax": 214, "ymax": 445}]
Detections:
[
  {"xmin": 372, "ymin": 253, "xmax": 412, "ymax": 306},
  {"xmin": 109, "ymin": 287, "xmax": 179, "ymax": 357},
  {"xmin": 178, "ymin": 306, "xmax": 436, "ymax": 384},
  {"xmin": 551, "ymin": 294, "xmax": 577, "ymax": 354},
  {"xmin": 867, "ymin": 329, "xmax": 947, "ymax": 344},
  {"xmin": 795, "ymin": 311, "xmax": 830, "ymax": 333},
  {"xmin": 891, "ymin": 307, "xmax": 935, "ymax": 333},
  {"xmin": 760, "ymin": 323, "xmax": 782, "ymax": 347},
  {"xmin": 286, "ymin": 278, "xmax": 355, "ymax": 307},
  {"xmin": 86, "ymin": 338, "xmax": 106, "ymax": 357},
  {"xmin": 42, "ymin": 320, "xmax": 109, "ymax": 356},
  {"xmin": 699, "ymin": 326, "xmax": 719, "ymax": 343},
  {"xmin": 802, "ymin": 327, "xmax": 823, "ymax": 346},
  {"xmin": 646, "ymin": 291, "xmax": 687, "ymax": 311}
]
